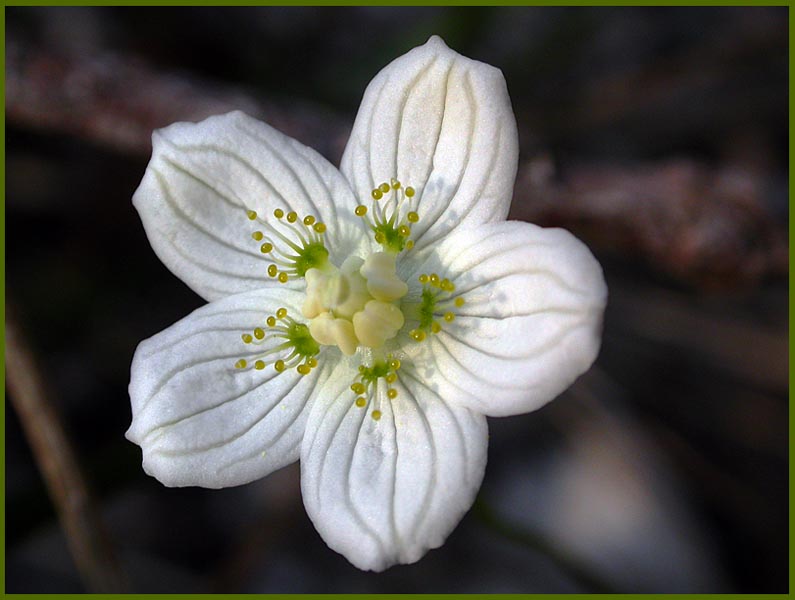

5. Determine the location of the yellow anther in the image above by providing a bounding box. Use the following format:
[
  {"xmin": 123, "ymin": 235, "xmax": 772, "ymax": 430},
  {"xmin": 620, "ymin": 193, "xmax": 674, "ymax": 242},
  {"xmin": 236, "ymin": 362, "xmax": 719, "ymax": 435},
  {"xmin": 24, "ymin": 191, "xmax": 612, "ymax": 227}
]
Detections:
[
  {"xmin": 405, "ymin": 240, "xmax": 414, "ymax": 250},
  {"xmin": 276, "ymin": 308, "xmax": 288, "ymax": 319},
  {"xmin": 455, "ymin": 297, "xmax": 465, "ymax": 307},
  {"xmin": 444, "ymin": 312, "xmax": 455, "ymax": 323},
  {"xmin": 355, "ymin": 397, "xmax": 366, "ymax": 408},
  {"xmin": 431, "ymin": 321, "xmax": 442, "ymax": 334},
  {"xmin": 355, "ymin": 205, "xmax": 368, "ymax": 216},
  {"xmin": 235, "ymin": 359, "xmax": 247, "ymax": 369},
  {"xmin": 371, "ymin": 410, "xmax": 382, "ymax": 421},
  {"xmin": 297, "ymin": 364, "xmax": 311, "ymax": 376},
  {"xmin": 253, "ymin": 327, "xmax": 265, "ymax": 340},
  {"xmin": 351, "ymin": 382, "xmax": 366, "ymax": 394},
  {"xmin": 307, "ymin": 357, "xmax": 318, "ymax": 368},
  {"xmin": 390, "ymin": 178, "xmax": 401, "ymax": 189},
  {"xmin": 418, "ymin": 274, "xmax": 429, "ymax": 284},
  {"xmin": 252, "ymin": 231, "xmax": 264, "ymax": 241},
  {"xmin": 405, "ymin": 186, "xmax": 415, "ymax": 198},
  {"xmin": 374, "ymin": 231, "xmax": 386, "ymax": 244},
  {"xmin": 278, "ymin": 272, "xmax": 289, "ymax": 283},
  {"xmin": 379, "ymin": 182, "xmax": 390, "ymax": 194},
  {"xmin": 398, "ymin": 225, "xmax": 410, "ymax": 237},
  {"xmin": 410, "ymin": 329, "xmax": 426, "ymax": 342},
  {"xmin": 242, "ymin": 333, "xmax": 253, "ymax": 344},
  {"xmin": 268, "ymin": 264, "xmax": 278, "ymax": 277},
  {"xmin": 389, "ymin": 358, "xmax": 401, "ymax": 370},
  {"xmin": 255, "ymin": 360, "xmax": 266, "ymax": 370},
  {"xmin": 385, "ymin": 373, "xmax": 397, "ymax": 384},
  {"xmin": 407, "ymin": 211, "xmax": 419, "ymax": 223},
  {"xmin": 313, "ymin": 222, "xmax": 326, "ymax": 233},
  {"xmin": 260, "ymin": 242, "xmax": 273, "ymax": 254},
  {"xmin": 387, "ymin": 388, "xmax": 398, "ymax": 399},
  {"xmin": 441, "ymin": 279, "xmax": 454, "ymax": 292},
  {"xmin": 429, "ymin": 274, "xmax": 440, "ymax": 286},
  {"xmin": 273, "ymin": 208, "xmax": 284, "ymax": 219},
  {"xmin": 266, "ymin": 316, "xmax": 277, "ymax": 327},
  {"xmin": 274, "ymin": 359, "xmax": 286, "ymax": 372},
  {"xmin": 303, "ymin": 215, "xmax": 316, "ymax": 226},
  {"xmin": 286, "ymin": 211, "xmax": 298, "ymax": 223},
  {"xmin": 247, "ymin": 210, "xmax": 257, "ymax": 220},
  {"xmin": 371, "ymin": 188, "xmax": 383, "ymax": 200}
]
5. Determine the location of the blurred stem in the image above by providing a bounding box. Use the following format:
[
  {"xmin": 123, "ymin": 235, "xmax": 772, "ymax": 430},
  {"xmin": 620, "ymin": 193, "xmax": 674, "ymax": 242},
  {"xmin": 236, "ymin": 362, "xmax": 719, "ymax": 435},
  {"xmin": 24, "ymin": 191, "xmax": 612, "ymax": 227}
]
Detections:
[
  {"xmin": 5, "ymin": 301, "xmax": 128, "ymax": 592},
  {"xmin": 473, "ymin": 497, "xmax": 615, "ymax": 593}
]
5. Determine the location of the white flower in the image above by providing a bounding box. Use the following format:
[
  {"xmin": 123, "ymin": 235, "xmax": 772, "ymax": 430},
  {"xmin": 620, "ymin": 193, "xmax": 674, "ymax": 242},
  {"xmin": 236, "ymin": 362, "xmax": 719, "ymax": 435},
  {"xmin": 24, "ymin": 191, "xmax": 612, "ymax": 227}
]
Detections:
[{"xmin": 127, "ymin": 36, "xmax": 607, "ymax": 572}]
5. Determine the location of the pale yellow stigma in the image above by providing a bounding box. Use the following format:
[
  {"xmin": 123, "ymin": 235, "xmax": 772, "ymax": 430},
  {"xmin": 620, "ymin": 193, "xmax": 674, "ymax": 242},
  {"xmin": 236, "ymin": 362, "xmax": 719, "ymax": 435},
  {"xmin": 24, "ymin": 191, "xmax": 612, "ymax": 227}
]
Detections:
[{"xmin": 302, "ymin": 252, "xmax": 408, "ymax": 356}]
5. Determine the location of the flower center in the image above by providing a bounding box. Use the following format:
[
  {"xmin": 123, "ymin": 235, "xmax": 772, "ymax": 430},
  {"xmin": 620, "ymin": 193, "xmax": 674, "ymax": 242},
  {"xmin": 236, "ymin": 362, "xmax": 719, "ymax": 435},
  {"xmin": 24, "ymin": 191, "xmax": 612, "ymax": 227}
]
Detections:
[{"xmin": 232, "ymin": 177, "xmax": 465, "ymax": 398}]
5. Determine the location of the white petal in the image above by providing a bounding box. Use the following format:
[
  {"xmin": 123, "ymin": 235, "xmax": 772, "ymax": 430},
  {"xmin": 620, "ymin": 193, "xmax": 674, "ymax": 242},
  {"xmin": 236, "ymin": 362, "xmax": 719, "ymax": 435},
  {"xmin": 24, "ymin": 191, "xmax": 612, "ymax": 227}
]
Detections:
[
  {"xmin": 300, "ymin": 364, "xmax": 487, "ymax": 571},
  {"xmin": 407, "ymin": 221, "xmax": 607, "ymax": 417},
  {"xmin": 340, "ymin": 36, "xmax": 519, "ymax": 253},
  {"xmin": 134, "ymin": 110, "xmax": 365, "ymax": 301},
  {"xmin": 127, "ymin": 286, "xmax": 330, "ymax": 488}
]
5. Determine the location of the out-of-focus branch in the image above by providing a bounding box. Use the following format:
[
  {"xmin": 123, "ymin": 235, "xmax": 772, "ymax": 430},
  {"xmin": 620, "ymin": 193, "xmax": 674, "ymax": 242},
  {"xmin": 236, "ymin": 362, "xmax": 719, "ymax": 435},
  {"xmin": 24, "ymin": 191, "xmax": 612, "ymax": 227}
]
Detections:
[
  {"xmin": 5, "ymin": 301, "xmax": 128, "ymax": 593},
  {"xmin": 7, "ymin": 35, "xmax": 786, "ymax": 290},
  {"xmin": 5, "ymin": 34, "xmax": 350, "ymax": 161},
  {"xmin": 473, "ymin": 498, "xmax": 615, "ymax": 593},
  {"xmin": 511, "ymin": 156, "xmax": 788, "ymax": 289}
]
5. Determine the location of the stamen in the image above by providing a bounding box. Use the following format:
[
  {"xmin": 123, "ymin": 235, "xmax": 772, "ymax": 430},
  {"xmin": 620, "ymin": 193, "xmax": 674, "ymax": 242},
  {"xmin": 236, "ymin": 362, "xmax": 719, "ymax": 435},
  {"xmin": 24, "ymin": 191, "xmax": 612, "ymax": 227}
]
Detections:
[
  {"xmin": 243, "ymin": 206, "xmax": 330, "ymax": 282},
  {"xmin": 354, "ymin": 178, "xmax": 421, "ymax": 253},
  {"xmin": 233, "ymin": 307, "xmax": 321, "ymax": 376}
]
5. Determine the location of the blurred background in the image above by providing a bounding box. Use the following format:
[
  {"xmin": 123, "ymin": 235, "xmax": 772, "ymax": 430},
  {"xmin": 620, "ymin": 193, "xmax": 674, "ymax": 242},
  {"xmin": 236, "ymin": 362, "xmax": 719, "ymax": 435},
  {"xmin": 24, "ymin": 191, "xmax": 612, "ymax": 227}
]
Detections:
[{"xmin": 5, "ymin": 6, "xmax": 788, "ymax": 593}]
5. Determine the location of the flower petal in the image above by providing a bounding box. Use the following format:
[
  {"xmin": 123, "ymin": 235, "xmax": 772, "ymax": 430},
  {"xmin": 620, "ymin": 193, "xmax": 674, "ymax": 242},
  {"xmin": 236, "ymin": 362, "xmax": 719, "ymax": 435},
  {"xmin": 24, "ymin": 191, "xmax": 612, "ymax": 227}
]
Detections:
[
  {"xmin": 134, "ymin": 110, "xmax": 364, "ymax": 301},
  {"xmin": 340, "ymin": 36, "xmax": 519, "ymax": 253},
  {"xmin": 407, "ymin": 221, "xmax": 607, "ymax": 417},
  {"xmin": 127, "ymin": 286, "xmax": 331, "ymax": 488},
  {"xmin": 300, "ymin": 363, "xmax": 488, "ymax": 571}
]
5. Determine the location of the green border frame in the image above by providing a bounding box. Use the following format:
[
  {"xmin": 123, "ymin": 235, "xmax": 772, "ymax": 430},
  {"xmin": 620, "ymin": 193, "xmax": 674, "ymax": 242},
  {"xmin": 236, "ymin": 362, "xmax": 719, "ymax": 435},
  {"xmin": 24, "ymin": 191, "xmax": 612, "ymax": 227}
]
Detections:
[{"xmin": 1, "ymin": 3, "xmax": 791, "ymax": 598}]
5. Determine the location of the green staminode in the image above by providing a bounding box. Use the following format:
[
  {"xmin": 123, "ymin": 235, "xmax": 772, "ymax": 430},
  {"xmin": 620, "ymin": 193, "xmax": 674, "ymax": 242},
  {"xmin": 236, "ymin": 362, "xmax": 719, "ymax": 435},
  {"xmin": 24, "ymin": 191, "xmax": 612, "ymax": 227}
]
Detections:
[
  {"xmin": 235, "ymin": 306, "xmax": 320, "ymax": 376},
  {"xmin": 418, "ymin": 288, "xmax": 437, "ymax": 330},
  {"xmin": 293, "ymin": 242, "xmax": 329, "ymax": 277},
  {"xmin": 246, "ymin": 207, "xmax": 329, "ymax": 283},
  {"xmin": 359, "ymin": 360, "xmax": 392, "ymax": 384},
  {"xmin": 287, "ymin": 321, "xmax": 321, "ymax": 357},
  {"xmin": 373, "ymin": 222, "xmax": 406, "ymax": 253},
  {"xmin": 354, "ymin": 178, "xmax": 418, "ymax": 254}
]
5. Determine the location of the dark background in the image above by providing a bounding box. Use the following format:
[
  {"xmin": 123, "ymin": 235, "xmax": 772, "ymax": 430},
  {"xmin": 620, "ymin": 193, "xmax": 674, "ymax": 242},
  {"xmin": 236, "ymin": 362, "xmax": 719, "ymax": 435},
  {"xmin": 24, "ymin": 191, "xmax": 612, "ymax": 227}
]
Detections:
[{"xmin": 5, "ymin": 7, "xmax": 788, "ymax": 593}]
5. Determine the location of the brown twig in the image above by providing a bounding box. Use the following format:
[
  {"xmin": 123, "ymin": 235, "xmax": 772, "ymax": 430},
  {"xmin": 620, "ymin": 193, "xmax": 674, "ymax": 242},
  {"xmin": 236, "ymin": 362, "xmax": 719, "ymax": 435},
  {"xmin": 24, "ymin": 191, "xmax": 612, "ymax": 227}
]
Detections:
[
  {"xmin": 5, "ymin": 301, "xmax": 128, "ymax": 592},
  {"xmin": 511, "ymin": 156, "xmax": 788, "ymax": 289},
  {"xmin": 5, "ymin": 33, "xmax": 350, "ymax": 161},
  {"xmin": 7, "ymin": 34, "xmax": 786, "ymax": 290}
]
